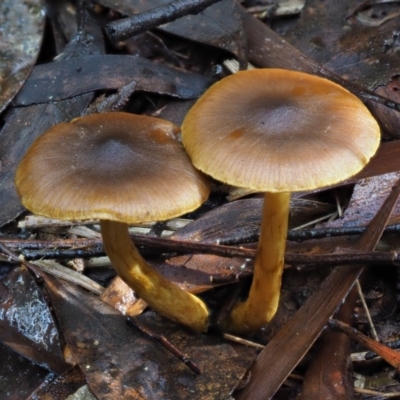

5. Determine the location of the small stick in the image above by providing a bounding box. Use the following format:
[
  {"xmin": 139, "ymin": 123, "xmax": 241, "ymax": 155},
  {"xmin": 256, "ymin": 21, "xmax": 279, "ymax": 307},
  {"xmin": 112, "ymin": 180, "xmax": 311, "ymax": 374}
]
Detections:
[
  {"xmin": 335, "ymin": 193, "xmax": 343, "ymax": 218},
  {"xmin": 105, "ymin": 0, "xmax": 223, "ymax": 43},
  {"xmin": 223, "ymin": 333, "xmax": 264, "ymax": 350},
  {"xmin": 2, "ymin": 235, "xmax": 256, "ymax": 259},
  {"xmin": 328, "ymin": 319, "xmax": 400, "ymax": 370},
  {"xmin": 14, "ymin": 214, "xmax": 400, "ymax": 243},
  {"xmin": 225, "ymin": 223, "xmax": 400, "ymax": 244},
  {"xmin": 365, "ymin": 340, "xmax": 400, "ymax": 360},
  {"xmin": 125, "ymin": 317, "xmax": 201, "ymax": 374},
  {"xmin": 291, "ymin": 212, "xmax": 337, "ymax": 231},
  {"xmin": 3, "ymin": 237, "xmax": 400, "ymax": 269},
  {"xmin": 83, "ymin": 80, "xmax": 137, "ymax": 115},
  {"xmin": 354, "ymin": 388, "xmax": 400, "ymax": 398},
  {"xmin": 355, "ymin": 279, "xmax": 379, "ymax": 342}
]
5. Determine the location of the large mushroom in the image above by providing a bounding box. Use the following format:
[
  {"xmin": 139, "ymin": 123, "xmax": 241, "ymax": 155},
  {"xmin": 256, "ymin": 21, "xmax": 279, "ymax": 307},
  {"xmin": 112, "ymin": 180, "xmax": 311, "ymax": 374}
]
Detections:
[
  {"xmin": 181, "ymin": 68, "xmax": 380, "ymax": 334},
  {"xmin": 15, "ymin": 112, "xmax": 211, "ymax": 332}
]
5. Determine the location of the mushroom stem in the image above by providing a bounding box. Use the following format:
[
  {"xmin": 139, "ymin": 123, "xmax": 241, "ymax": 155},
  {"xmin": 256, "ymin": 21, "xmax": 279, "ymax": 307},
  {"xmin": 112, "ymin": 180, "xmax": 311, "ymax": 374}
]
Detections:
[
  {"xmin": 227, "ymin": 191, "xmax": 290, "ymax": 334},
  {"xmin": 100, "ymin": 220, "xmax": 209, "ymax": 332}
]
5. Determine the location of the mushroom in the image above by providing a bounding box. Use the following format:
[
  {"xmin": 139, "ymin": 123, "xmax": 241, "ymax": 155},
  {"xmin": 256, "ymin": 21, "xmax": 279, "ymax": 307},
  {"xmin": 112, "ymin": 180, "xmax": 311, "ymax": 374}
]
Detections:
[
  {"xmin": 181, "ymin": 68, "xmax": 380, "ymax": 334},
  {"xmin": 15, "ymin": 112, "xmax": 211, "ymax": 332}
]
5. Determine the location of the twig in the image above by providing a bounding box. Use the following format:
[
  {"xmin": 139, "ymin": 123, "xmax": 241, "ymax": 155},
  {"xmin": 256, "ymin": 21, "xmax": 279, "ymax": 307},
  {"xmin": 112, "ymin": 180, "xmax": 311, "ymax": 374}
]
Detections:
[
  {"xmin": 105, "ymin": 0, "xmax": 223, "ymax": 43},
  {"xmin": 83, "ymin": 79, "xmax": 138, "ymax": 115},
  {"xmin": 126, "ymin": 317, "xmax": 201, "ymax": 374},
  {"xmin": 335, "ymin": 193, "xmax": 343, "ymax": 218},
  {"xmin": 1, "ymin": 235, "xmax": 256, "ymax": 259},
  {"xmin": 291, "ymin": 211, "xmax": 337, "ymax": 231},
  {"xmin": 354, "ymin": 388, "xmax": 400, "ymax": 398},
  {"xmin": 226, "ymin": 223, "xmax": 400, "ymax": 244},
  {"xmin": 17, "ymin": 214, "xmax": 190, "ymax": 231},
  {"xmin": 365, "ymin": 340, "xmax": 400, "ymax": 360},
  {"xmin": 286, "ymin": 224, "xmax": 400, "ymax": 242},
  {"xmin": 3, "ymin": 236, "xmax": 400, "ymax": 268},
  {"xmin": 328, "ymin": 319, "xmax": 400, "ymax": 370},
  {"xmin": 223, "ymin": 333, "xmax": 264, "ymax": 350},
  {"xmin": 15, "ymin": 213, "xmax": 400, "ymax": 243},
  {"xmin": 355, "ymin": 279, "xmax": 379, "ymax": 342}
]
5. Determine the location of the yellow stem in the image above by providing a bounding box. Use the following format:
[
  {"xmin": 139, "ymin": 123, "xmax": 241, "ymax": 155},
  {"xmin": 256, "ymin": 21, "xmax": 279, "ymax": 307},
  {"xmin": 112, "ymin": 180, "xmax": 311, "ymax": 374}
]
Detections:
[
  {"xmin": 227, "ymin": 192, "xmax": 290, "ymax": 334},
  {"xmin": 100, "ymin": 220, "xmax": 209, "ymax": 332}
]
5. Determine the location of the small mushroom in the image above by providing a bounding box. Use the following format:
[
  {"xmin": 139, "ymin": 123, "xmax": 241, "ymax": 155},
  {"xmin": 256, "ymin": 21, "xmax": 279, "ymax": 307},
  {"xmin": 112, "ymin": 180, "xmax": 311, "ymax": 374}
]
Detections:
[
  {"xmin": 15, "ymin": 112, "xmax": 211, "ymax": 332},
  {"xmin": 181, "ymin": 69, "xmax": 380, "ymax": 333}
]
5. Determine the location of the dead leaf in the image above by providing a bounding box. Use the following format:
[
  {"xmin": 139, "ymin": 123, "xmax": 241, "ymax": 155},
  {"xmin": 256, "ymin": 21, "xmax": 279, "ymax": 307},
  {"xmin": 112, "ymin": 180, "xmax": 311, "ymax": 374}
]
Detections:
[
  {"xmin": 26, "ymin": 366, "xmax": 87, "ymax": 400},
  {"xmin": 13, "ymin": 55, "xmax": 212, "ymax": 106},
  {"xmin": 0, "ymin": 9, "xmax": 104, "ymax": 227},
  {"xmin": 0, "ymin": 0, "xmax": 45, "ymax": 113},
  {"xmin": 45, "ymin": 275, "xmax": 257, "ymax": 400},
  {"xmin": 0, "ymin": 266, "xmax": 68, "ymax": 374},
  {"xmin": 0, "ymin": 341, "xmax": 49, "ymax": 400}
]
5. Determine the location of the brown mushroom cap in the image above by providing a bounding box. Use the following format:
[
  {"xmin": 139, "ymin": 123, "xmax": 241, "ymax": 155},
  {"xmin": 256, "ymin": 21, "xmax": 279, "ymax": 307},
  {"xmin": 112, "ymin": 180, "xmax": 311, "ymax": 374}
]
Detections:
[
  {"xmin": 182, "ymin": 69, "xmax": 380, "ymax": 192},
  {"xmin": 16, "ymin": 112, "xmax": 210, "ymax": 223}
]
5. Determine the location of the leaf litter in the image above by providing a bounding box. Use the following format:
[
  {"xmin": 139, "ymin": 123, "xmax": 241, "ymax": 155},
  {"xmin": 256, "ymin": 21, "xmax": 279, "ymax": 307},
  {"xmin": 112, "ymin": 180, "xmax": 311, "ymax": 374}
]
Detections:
[{"xmin": 2, "ymin": 0, "xmax": 400, "ymax": 399}]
